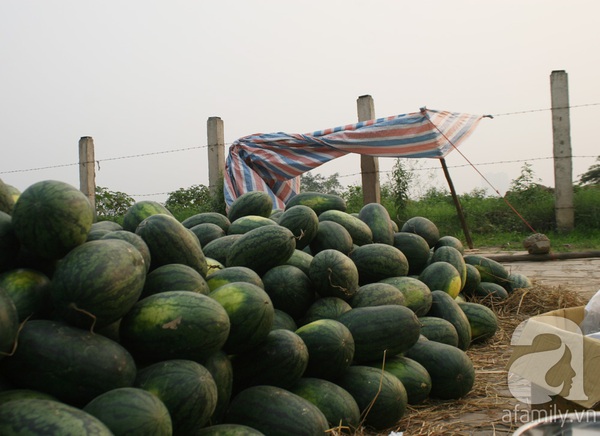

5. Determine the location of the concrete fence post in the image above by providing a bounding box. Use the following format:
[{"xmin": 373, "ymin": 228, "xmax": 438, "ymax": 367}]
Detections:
[
  {"xmin": 207, "ymin": 116, "xmax": 225, "ymax": 195},
  {"xmin": 78, "ymin": 136, "xmax": 96, "ymax": 215},
  {"xmin": 357, "ymin": 95, "xmax": 381, "ymax": 205}
]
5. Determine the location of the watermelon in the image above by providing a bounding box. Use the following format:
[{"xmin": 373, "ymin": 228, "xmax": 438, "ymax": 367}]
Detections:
[
  {"xmin": 393, "ymin": 231, "xmax": 432, "ymax": 275},
  {"xmin": 227, "ymin": 190, "xmax": 273, "ymax": 222},
  {"xmin": 400, "ymin": 216, "xmax": 440, "ymax": 248},
  {"xmin": 358, "ymin": 203, "xmax": 394, "ymax": 245},
  {"xmin": 0, "ymin": 319, "xmax": 136, "ymax": 406},
  {"xmin": 336, "ymin": 365, "xmax": 408, "ymax": 430},
  {"xmin": 120, "ymin": 291, "xmax": 230, "ymax": 363},
  {"xmin": 380, "ymin": 276, "xmax": 432, "ymax": 316},
  {"xmin": 0, "ymin": 178, "xmax": 15, "ymax": 215},
  {"xmin": 283, "ymin": 249, "xmax": 313, "ymax": 275},
  {"xmin": 189, "ymin": 222, "xmax": 226, "ymax": 247},
  {"xmin": 295, "ymin": 319, "xmax": 355, "ymax": 380},
  {"xmin": 276, "ymin": 205, "xmax": 319, "ymax": 250},
  {"xmin": 426, "ymin": 290, "xmax": 472, "ymax": 351},
  {"xmin": 11, "ymin": 180, "xmax": 94, "ymax": 259},
  {"xmin": 224, "ymin": 385, "xmax": 329, "ymax": 436},
  {"xmin": 226, "ymin": 225, "xmax": 296, "ymax": 276},
  {"xmin": 284, "ymin": 191, "xmax": 346, "ymax": 215},
  {"xmin": 289, "ymin": 377, "xmax": 361, "ymax": 430},
  {"xmin": 136, "ymin": 213, "xmax": 208, "ymax": 276},
  {"xmin": 0, "ymin": 287, "xmax": 18, "ymax": 359},
  {"xmin": 434, "ymin": 235, "xmax": 465, "ymax": 254},
  {"xmin": 309, "ymin": 220, "xmax": 354, "ymax": 255},
  {"xmin": 230, "ymin": 329, "xmax": 309, "ymax": 393},
  {"xmin": 202, "ymin": 234, "xmax": 242, "ymax": 265},
  {"xmin": 418, "ymin": 261, "xmax": 462, "ymax": 299},
  {"xmin": 50, "ymin": 239, "xmax": 146, "ymax": 330},
  {"xmin": 349, "ymin": 282, "xmax": 406, "ymax": 308},
  {"xmin": 0, "ymin": 399, "xmax": 112, "ymax": 435},
  {"xmin": 430, "ymin": 245, "xmax": 467, "ymax": 290},
  {"xmin": 458, "ymin": 301, "xmax": 499, "ymax": 342},
  {"xmin": 205, "ymin": 266, "xmax": 264, "ymax": 292},
  {"xmin": 0, "ymin": 389, "xmax": 58, "ymax": 406},
  {"xmin": 197, "ymin": 424, "xmax": 265, "ymax": 435},
  {"xmin": 475, "ymin": 281, "xmax": 510, "ymax": 300},
  {"xmin": 506, "ymin": 272, "xmax": 533, "ymax": 293},
  {"xmin": 0, "ymin": 211, "xmax": 20, "ymax": 273},
  {"xmin": 227, "ymin": 215, "xmax": 277, "ymax": 235},
  {"xmin": 272, "ymin": 309, "xmax": 298, "ymax": 331},
  {"xmin": 464, "ymin": 254, "xmax": 511, "ymax": 289},
  {"xmin": 405, "ymin": 340, "xmax": 475, "ymax": 399},
  {"xmin": 365, "ymin": 355, "xmax": 432, "ymax": 405},
  {"xmin": 142, "ymin": 263, "xmax": 210, "ymax": 298},
  {"xmin": 181, "ymin": 211, "xmax": 231, "ymax": 233},
  {"xmin": 308, "ymin": 249, "xmax": 359, "ymax": 300},
  {"xmin": 338, "ymin": 305, "xmax": 421, "ymax": 363},
  {"xmin": 135, "ymin": 359, "xmax": 218, "ymax": 434},
  {"xmin": 201, "ymin": 350, "xmax": 233, "ymax": 425},
  {"xmin": 0, "ymin": 268, "xmax": 51, "ymax": 321},
  {"xmin": 261, "ymin": 264, "xmax": 315, "ymax": 320},
  {"xmin": 299, "ymin": 296, "xmax": 353, "ymax": 326},
  {"xmin": 101, "ymin": 229, "xmax": 152, "ymax": 272},
  {"xmin": 83, "ymin": 387, "xmax": 172, "ymax": 436},
  {"xmin": 91, "ymin": 220, "xmax": 123, "ymax": 232},
  {"xmin": 318, "ymin": 209, "xmax": 373, "ymax": 246},
  {"xmin": 349, "ymin": 243, "xmax": 409, "ymax": 285},
  {"xmin": 209, "ymin": 282, "xmax": 274, "ymax": 354},
  {"xmin": 462, "ymin": 263, "xmax": 482, "ymax": 295},
  {"xmin": 122, "ymin": 200, "xmax": 173, "ymax": 233},
  {"xmin": 418, "ymin": 316, "xmax": 459, "ymax": 347}
]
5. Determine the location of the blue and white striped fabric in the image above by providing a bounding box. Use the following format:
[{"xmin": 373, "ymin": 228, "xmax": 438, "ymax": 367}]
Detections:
[{"xmin": 224, "ymin": 108, "xmax": 482, "ymax": 210}]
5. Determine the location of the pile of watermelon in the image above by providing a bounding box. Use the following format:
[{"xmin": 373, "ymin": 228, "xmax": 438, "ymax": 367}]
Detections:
[{"xmin": 0, "ymin": 179, "xmax": 532, "ymax": 435}]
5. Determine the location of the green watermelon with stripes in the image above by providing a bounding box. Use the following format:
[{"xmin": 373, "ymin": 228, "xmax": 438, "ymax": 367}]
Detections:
[
  {"xmin": 336, "ymin": 365, "xmax": 408, "ymax": 430},
  {"xmin": 205, "ymin": 266, "xmax": 264, "ymax": 292},
  {"xmin": 0, "ymin": 178, "xmax": 15, "ymax": 215},
  {"xmin": 226, "ymin": 225, "xmax": 296, "ymax": 276},
  {"xmin": 458, "ymin": 301, "xmax": 499, "ymax": 342},
  {"xmin": 0, "ymin": 287, "xmax": 18, "ymax": 360},
  {"xmin": 358, "ymin": 202, "xmax": 394, "ymax": 245},
  {"xmin": 365, "ymin": 355, "xmax": 432, "ymax": 405},
  {"xmin": 426, "ymin": 290, "xmax": 472, "ymax": 351},
  {"xmin": 380, "ymin": 276, "xmax": 432, "ymax": 316},
  {"xmin": 136, "ymin": 213, "xmax": 208, "ymax": 276},
  {"xmin": 349, "ymin": 243, "xmax": 409, "ymax": 285},
  {"xmin": 202, "ymin": 234, "xmax": 242, "ymax": 265},
  {"xmin": 189, "ymin": 222, "xmax": 227, "ymax": 247},
  {"xmin": 197, "ymin": 424, "xmax": 265, "ymax": 435},
  {"xmin": 284, "ymin": 191, "xmax": 346, "ymax": 215},
  {"xmin": 0, "ymin": 399, "xmax": 112, "ymax": 435},
  {"xmin": 299, "ymin": 296, "xmax": 353, "ymax": 326},
  {"xmin": 277, "ymin": 205, "xmax": 319, "ymax": 250},
  {"xmin": 261, "ymin": 264, "xmax": 315, "ymax": 320},
  {"xmin": 400, "ymin": 216, "xmax": 440, "ymax": 248},
  {"xmin": 142, "ymin": 263, "xmax": 210, "ymax": 298},
  {"xmin": 289, "ymin": 377, "xmax": 361, "ymax": 430},
  {"xmin": 295, "ymin": 319, "xmax": 355, "ymax": 380},
  {"xmin": 227, "ymin": 215, "xmax": 278, "ymax": 235},
  {"xmin": 349, "ymin": 282, "xmax": 406, "ymax": 308},
  {"xmin": 464, "ymin": 254, "xmax": 511, "ymax": 289},
  {"xmin": 11, "ymin": 180, "xmax": 94, "ymax": 260},
  {"xmin": 120, "ymin": 291, "xmax": 230, "ymax": 363},
  {"xmin": 227, "ymin": 190, "xmax": 273, "ymax": 222},
  {"xmin": 224, "ymin": 385, "xmax": 329, "ymax": 436},
  {"xmin": 209, "ymin": 282, "xmax": 274, "ymax": 354},
  {"xmin": 318, "ymin": 209, "xmax": 373, "ymax": 246},
  {"xmin": 418, "ymin": 261, "xmax": 462, "ymax": 299},
  {"xmin": 201, "ymin": 350, "xmax": 234, "ymax": 425},
  {"xmin": 1, "ymin": 319, "xmax": 137, "ymax": 406},
  {"xmin": 50, "ymin": 239, "xmax": 146, "ymax": 330},
  {"xmin": 123, "ymin": 200, "xmax": 173, "ymax": 233},
  {"xmin": 309, "ymin": 220, "xmax": 354, "ymax": 255},
  {"xmin": 135, "ymin": 359, "xmax": 218, "ymax": 434},
  {"xmin": 181, "ymin": 211, "xmax": 231, "ymax": 233},
  {"xmin": 101, "ymin": 229, "xmax": 151, "ymax": 272},
  {"xmin": 308, "ymin": 249, "xmax": 359, "ymax": 301},
  {"xmin": 0, "ymin": 268, "xmax": 51, "ymax": 322},
  {"xmin": 393, "ymin": 231, "xmax": 431, "ymax": 275},
  {"xmin": 83, "ymin": 387, "xmax": 172, "ymax": 436},
  {"xmin": 0, "ymin": 211, "xmax": 20, "ymax": 273},
  {"xmin": 431, "ymin": 245, "xmax": 467, "ymax": 290},
  {"xmin": 418, "ymin": 316, "xmax": 459, "ymax": 347}
]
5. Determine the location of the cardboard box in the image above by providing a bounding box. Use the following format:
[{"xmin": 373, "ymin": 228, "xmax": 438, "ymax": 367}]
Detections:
[{"xmin": 506, "ymin": 306, "xmax": 600, "ymax": 413}]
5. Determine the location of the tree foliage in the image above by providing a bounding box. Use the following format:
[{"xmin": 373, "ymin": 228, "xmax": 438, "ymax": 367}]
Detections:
[
  {"xmin": 578, "ymin": 156, "xmax": 600, "ymax": 186},
  {"xmin": 165, "ymin": 182, "xmax": 226, "ymax": 220},
  {"xmin": 95, "ymin": 186, "xmax": 134, "ymax": 220},
  {"xmin": 300, "ymin": 172, "xmax": 344, "ymax": 195}
]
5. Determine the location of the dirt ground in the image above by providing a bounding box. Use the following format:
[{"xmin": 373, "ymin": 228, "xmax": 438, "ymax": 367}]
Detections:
[{"xmin": 392, "ymin": 250, "xmax": 600, "ymax": 436}]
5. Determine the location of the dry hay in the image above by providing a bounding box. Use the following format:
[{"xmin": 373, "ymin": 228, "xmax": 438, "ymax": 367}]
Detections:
[{"xmin": 343, "ymin": 282, "xmax": 589, "ymax": 436}]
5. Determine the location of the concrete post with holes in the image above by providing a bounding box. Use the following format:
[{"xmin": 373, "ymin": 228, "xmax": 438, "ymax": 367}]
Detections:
[
  {"xmin": 207, "ymin": 117, "xmax": 225, "ymax": 195},
  {"xmin": 78, "ymin": 136, "xmax": 96, "ymax": 216},
  {"xmin": 357, "ymin": 95, "xmax": 381, "ymax": 204},
  {"xmin": 550, "ymin": 70, "xmax": 574, "ymax": 232}
]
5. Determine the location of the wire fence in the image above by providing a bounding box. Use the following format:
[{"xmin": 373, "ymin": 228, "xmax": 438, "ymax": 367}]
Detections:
[{"xmin": 2, "ymin": 102, "xmax": 599, "ymax": 201}]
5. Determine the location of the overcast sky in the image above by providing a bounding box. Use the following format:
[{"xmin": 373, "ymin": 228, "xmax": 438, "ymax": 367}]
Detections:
[{"xmin": 2, "ymin": 1, "xmax": 599, "ymax": 202}]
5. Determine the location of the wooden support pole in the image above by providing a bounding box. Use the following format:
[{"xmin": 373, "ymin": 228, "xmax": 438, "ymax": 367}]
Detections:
[
  {"xmin": 78, "ymin": 136, "xmax": 96, "ymax": 216},
  {"xmin": 440, "ymin": 157, "xmax": 474, "ymax": 249},
  {"xmin": 357, "ymin": 95, "xmax": 381, "ymax": 205},
  {"xmin": 207, "ymin": 117, "xmax": 225, "ymax": 195},
  {"xmin": 550, "ymin": 70, "xmax": 574, "ymax": 232}
]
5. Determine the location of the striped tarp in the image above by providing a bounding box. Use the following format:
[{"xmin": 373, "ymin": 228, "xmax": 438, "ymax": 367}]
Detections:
[{"xmin": 224, "ymin": 108, "xmax": 483, "ymax": 210}]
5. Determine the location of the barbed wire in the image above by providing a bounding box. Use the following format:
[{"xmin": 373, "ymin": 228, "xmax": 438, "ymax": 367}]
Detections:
[{"xmin": 492, "ymin": 102, "xmax": 600, "ymax": 117}]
